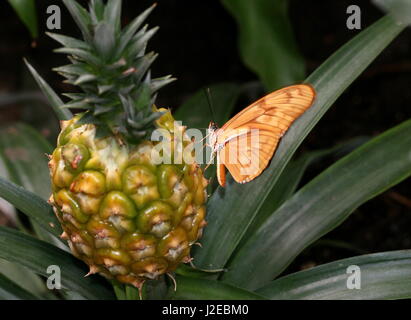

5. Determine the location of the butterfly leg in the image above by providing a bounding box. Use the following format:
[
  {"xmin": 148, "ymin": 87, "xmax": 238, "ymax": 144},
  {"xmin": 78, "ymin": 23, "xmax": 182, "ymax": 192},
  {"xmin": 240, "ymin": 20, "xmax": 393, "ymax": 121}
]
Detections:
[{"xmin": 203, "ymin": 149, "xmax": 217, "ymax": 172}]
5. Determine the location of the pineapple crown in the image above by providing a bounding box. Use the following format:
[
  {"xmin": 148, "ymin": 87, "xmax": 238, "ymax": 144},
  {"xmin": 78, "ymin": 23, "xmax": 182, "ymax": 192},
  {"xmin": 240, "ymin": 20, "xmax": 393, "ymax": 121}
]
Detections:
[{"xmin": 49, "ymin": 0, "xmax": 175, "ymax": 143}]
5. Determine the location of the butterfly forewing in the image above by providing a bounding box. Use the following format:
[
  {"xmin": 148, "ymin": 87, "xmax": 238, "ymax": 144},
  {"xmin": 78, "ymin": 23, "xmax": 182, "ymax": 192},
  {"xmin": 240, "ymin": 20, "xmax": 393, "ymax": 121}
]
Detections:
[{"xmin": 216, "ymin": 84, "xmax": 316, "ymax": 187}]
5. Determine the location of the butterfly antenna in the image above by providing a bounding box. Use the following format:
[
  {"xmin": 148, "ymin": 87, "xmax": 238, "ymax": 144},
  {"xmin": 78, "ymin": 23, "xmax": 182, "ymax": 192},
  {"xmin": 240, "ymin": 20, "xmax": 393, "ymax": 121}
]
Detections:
[{"xmin": 204, "ymin": 88, "xmax": 217, "ymax": 126}]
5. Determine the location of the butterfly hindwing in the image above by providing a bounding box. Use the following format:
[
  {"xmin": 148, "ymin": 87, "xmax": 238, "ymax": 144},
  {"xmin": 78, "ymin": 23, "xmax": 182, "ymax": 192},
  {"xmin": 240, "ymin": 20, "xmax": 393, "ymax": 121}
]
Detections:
[{"xmin": 218, "ymin": 130, "xmax": 280, "ymax": 185}]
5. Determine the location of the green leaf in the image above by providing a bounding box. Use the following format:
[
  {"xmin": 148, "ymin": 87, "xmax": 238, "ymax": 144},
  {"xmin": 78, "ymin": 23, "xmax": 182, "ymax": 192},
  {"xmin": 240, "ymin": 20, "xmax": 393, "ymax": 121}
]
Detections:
[
  {"xmin": 193, "ymin": 15, "xmax": 405, "ymax": 271},
  {"xmin": 223, "ymin": 117, "xmax": 411, "ymax": 290},
  {"xmin": 247, "ymin": 137, "xmax": 368, "ymax": 237},
  {"xmin": 8, "ymin": 0, "xmax": 38, "ymax": 38},
  {"xmin": 125, "ymin": 285, "xmax": 140, "ymax": 300},
  {"xmin": 257, "ymin": 250, "xmax": 411, "ymax": 300},
  {"xmin": 0, "ymin": 259, "xmax": 50, "ymax": 298},
  {"xmin": 0, "ymin": 226, "xmax": 115, "ymax": 300},
  {"xmin": 373, "ymin": 0, "xmax": 411, "ymax": 24},
  {"xmin": 166, "ymin": 275, "xmax": 265, "ymax": 300},
  {"xmin": 221, "ymin": 0, "xmax": 304, "ymax": 91},
  {"xmin": 0, "ymin": 258, "xmax": 50, "ymax": 299},
  {"xmin": 111, "ymin": 281, "xmax": 126, "ymax": 300},
  {"xmin": 0, "ymin": 273, "xmax": 38, "ymax": 300},
  {"xmin": 0, "ymin": 123, "xmax": 52, "ymax": 200},
  {"xmin": 0, "ymin": 156, "xmax": 49, "ymax": 298},
  {"xmin": 0, "ymin": 124, "xmax": 65, "ymax": 246},
  {"xmin": 62, "ymin": 290, "xmax": 87, "ymax": 300},
  {"xmin": 24, "ymin": 59, "xmax": 72, "ymax": 121},
  {"xmin": 0, "ymin": 177, "xmax": 62, "ymax": 238}
]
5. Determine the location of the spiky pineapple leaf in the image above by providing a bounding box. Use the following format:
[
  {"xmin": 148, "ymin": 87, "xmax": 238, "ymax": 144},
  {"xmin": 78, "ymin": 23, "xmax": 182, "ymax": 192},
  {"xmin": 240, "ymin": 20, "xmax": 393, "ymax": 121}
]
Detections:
[
  {"xmin": 24, "ymin": 59, "xmax": 72, "ymax": 121},
  {"xmin": 166, "ymin": 275, "xmax": 265, "ymax": 300},
  {"xmin": 93, "ymin": 22, "xmax": 116, "ymax": 59},
  {"xmin": 0, "ymin": 226, "xmax": 115, "ymax": 300},
  {"xmin": 0, "ymin": 177, "xmax": 62, "ymax": 238},
  {"xmin": 223, "ymin": 117, "xmax": 411, "ymax": 290},
  {"xmin": 89, "ymin": 0, "xmax": 105, "ymax": 23},
  {"xmin": 62, "ymin": 0, "xmax": 93, "ymax": 42},
  {"xmin": 150, "ymin": 75, "xmax": 175, "ymax": 93},
  {"xmin": 54, "ymin": 47, "xmax": 101, "ymax": 66},
  {"xmin": 104, "ymin": 0, "xmax": 122, "ymax": 34},
  {"xmin": 46, "ymin": 33, "xmax": 90, "ymax": 51},
  {"xmin": 192, "ymin": 15, "xmax": 405, "ymax": 270},
  {"xmin": 257, "ymin": 250, "xmax": 411, "ymax": 299},
  {"xmin": 0, "ymin": 273, "xmax": 38, "ymax": 300},
  {"xmin": 116, "ymin": 4, "xmax": 157, "ymax": 56}
]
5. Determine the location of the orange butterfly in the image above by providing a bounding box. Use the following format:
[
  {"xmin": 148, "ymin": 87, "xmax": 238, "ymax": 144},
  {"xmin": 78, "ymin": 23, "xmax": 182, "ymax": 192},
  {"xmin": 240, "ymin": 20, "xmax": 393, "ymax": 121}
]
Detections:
[{"xmin": 208, "ymin": 84, "xmax": 316, "ymax": 187}]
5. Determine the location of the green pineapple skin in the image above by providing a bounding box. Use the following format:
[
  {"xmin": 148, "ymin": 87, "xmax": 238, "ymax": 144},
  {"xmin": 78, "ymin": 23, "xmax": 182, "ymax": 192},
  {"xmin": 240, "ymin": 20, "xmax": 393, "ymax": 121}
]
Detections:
[{"xmin": 49, "ymin": 110, "xmax": 208, "ymax": 288}]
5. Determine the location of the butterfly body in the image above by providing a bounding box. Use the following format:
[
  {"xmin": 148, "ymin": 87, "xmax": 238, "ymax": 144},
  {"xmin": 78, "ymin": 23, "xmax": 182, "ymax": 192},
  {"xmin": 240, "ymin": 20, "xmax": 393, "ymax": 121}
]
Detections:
[{"xmin": 208, "ymin": 84, "xmax": 316, "ymax": 187}]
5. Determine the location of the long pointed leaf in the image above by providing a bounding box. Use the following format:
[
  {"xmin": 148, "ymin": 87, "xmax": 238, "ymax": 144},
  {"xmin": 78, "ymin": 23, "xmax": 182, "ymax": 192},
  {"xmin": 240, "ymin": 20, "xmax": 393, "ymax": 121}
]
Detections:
[
  {"xmin": 0, "ymin": 123, "xmax": 52, "ymax": 199},
  {"xmin": 0, "ymin": 177, "xmax": 62, "ymax": 238},
  {"xmin": 0, "ymin": 273, "xmax": 38, "ymax": 300},
  {"xmin": 0, "ymin": 259, "xmax": 50, "ymax": 299},
  {"xmin": 0, "ymin": 124, "xmax": 65, "ymax": 246},
  {"xmin": 257, "ymin": 250, "xmax": 411, "ymax": 300},
  {"xmin": 0, "ymin": 226, "xmax": 114, "ymax": 300},
  {"xmin": 24, "ymin": 59, "xmax": 72, "ymax": 121}
]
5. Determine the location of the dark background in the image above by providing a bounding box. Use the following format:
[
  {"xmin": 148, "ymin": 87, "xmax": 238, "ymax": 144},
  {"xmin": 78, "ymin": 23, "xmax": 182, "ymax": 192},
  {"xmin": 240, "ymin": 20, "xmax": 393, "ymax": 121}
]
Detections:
[{"xmin": 1, "ymin": 0, "xmax": 411, "ymax": 276}]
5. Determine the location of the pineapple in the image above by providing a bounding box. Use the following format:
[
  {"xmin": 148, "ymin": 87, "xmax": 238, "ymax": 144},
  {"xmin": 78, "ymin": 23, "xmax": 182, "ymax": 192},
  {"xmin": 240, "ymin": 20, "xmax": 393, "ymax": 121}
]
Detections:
[{"xmin": 45, "ymin": 0, "xmax": 208, "ymax": 290}]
